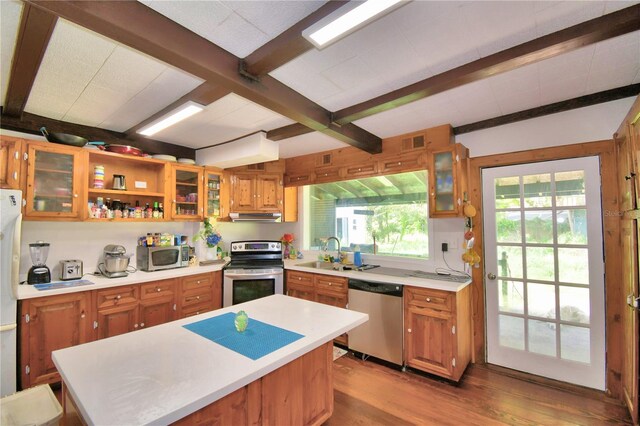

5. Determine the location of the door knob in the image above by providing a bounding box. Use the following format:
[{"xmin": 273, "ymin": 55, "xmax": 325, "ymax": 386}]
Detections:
[
  {"xmin": 627, "ymin": 294, "xmax": 640, "ymax": 310},
  {"xmin": 487, "ymin": 273, "xmax": 496, "ymax": 280}
]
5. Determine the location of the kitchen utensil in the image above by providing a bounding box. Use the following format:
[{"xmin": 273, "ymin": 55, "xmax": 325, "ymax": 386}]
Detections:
[
  {"xmin": 112, "ymin": 174, "xmax": 126, "ymax": 190},
  {"xmin": 40, "ymin": 127, "xmax": 88, "ymax": 147},
  {"xmin": 60, "ymin": 260, "xmax": 83, "ymax": 281},
  {"xmin": 463, "ymin": 203, "xmax": 477, "ymax": 218},
  {"xmin": 27, "ymin": 241, "xmax": 51, "ymax": 284},
  {"xmin": 152, "ymin": 154, "xmax": 177, "ymax": 162},
  {"xmin": 105, "ymin": 144, "xmax": 144, "ymax": 156},
  {"xmin": 99, "ymin": 244, "xmax": 132, "ymax": 278}
]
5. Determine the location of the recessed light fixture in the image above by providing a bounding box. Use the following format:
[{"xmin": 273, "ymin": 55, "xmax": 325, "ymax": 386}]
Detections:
[
  {"xmin": 137, "ymin": 101, "xmax": 204, "ymax": 136},
  {"xmin": 304, "ymin": 0, "xmax": 406, "ymax": 49}
]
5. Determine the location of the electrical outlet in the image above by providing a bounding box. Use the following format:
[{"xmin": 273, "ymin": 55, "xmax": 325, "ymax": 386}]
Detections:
[{"xmin": 441, "ymin": 242, "xmax": 448, "ymax": 252}]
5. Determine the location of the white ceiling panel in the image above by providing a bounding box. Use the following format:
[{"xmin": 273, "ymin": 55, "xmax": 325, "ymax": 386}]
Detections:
[
  {"xmin": 143, "ymin": 0, "xmax": 323, "ymax": 58},
  {"xmin": 100, "ymin": 68, "xmax": 203, "ymax": 132},
  {"xmin": 0, "ymin": 0, "xmax": 23, "ymax": 108},
  {"xmin": 534, "ymin": 1, "xmax": 606, "ymax": 37},
  {"xmin": 446, "ymin": 80, "xmax": 503, "ymax": 123},
  {"xmin": 25, "ymin": 20, "xmax": 117, "ymax": 120},
  {"xmin": 278, "ymin": 131, "xmax": 348, "ymax": 158},
  {"xmin": 150, "ymin": 93, "xmax": 294, "ymax": 148}
]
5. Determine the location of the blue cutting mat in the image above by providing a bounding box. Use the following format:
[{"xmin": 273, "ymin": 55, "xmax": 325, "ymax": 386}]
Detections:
[
  {"xmin": 33, "ymin": 279, "xmax": 94, "ymax": 291},
  {"xmin": 183, "ymin": 312, "xmax": 304, "ymax": 360}
]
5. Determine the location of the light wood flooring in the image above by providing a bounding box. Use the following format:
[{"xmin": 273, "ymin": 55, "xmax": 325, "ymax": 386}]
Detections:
[{"xmin": 327, "ymin": 353, "xmax": 632, "ymax": 425}]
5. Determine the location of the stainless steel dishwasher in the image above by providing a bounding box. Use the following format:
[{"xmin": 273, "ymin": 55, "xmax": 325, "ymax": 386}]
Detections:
[{"xmin": 347, "ymin": 279, "xmax": 403, "ymax": 365}]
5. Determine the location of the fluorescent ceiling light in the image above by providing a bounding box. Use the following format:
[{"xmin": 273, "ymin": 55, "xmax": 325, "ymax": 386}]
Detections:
[
  {"xmin": 305, "ymin": 0, "xmax": 405, "ymax": 48},
  {"xmin": 138, "ymin": 101, "xmax": 204, "ymax": 136}
]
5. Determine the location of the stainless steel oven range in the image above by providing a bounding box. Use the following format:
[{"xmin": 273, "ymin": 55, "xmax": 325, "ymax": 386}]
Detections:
[{"xmin": 223, "ymin": 240, "xmax": 283, "ymax": 307}]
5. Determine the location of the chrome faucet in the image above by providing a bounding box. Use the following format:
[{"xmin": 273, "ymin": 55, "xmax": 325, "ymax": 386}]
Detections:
[{"xmin": 323, "ymin": 237, "xmax": 341, "ymax": 262}]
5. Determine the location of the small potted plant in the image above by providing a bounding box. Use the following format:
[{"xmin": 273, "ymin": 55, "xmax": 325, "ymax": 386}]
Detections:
[
  {"xmin": 281, "ymin": 233, "xmax": 295, "ymax": 259},
  {"xmin": 194, "ymin": 217, "xmax": 222, "ymax": 260}
]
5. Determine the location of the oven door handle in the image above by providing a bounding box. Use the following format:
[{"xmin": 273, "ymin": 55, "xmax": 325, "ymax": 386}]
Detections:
[{"xmin": 224, "ymin": 270, "xmax": 284, "ymax": 278}]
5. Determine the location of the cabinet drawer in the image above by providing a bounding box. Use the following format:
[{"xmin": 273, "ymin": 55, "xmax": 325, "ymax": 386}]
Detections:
[
  {"xmin": 140, "ymin": 280, "xmax": 175, "ymax": 300},
  {"xmin": 405, "ymin": 287, "xmax": 452, "ymax": 312},
  {"xmin": 345, "ymin": 163, "xmax": 377, "ymax": 177},
  {"xmin": 182, "ymin": 274, "xmax": 213, "ymax": 291},
  {"xmin": 182, "ymin": 304, "xmax": 214, "ymax": 318},
  {"xmin": 287, "ymin": 271, "xmax": 314, "ymax": 287},
  {"xmin": 314, "ymin": 167, "xmax": 341, "ymax": 183},
  {"xmin": 315, "ymin": 275, "xmax": 347, "ymax": 293},
  {"xmin": 96, "ymin": 286, "xmax": 138, "ymax": 309},
  {"xmin": 379, "ymin": 154, "xmax": 423, "ymax": 173},
  {"xmin": 182, "ymin": 290, "xmax": 213, "ymax": 308}
]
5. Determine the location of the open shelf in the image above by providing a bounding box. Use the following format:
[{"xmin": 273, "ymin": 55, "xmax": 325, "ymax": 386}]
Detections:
[{"xmin": 88, "ymin": 189, "xmax": 165, "ymax": 197}]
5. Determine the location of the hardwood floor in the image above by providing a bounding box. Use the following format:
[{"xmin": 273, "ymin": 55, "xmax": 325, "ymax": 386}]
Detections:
[{"xmin": 327, "ymin": 354, "xmax": 632, "ymax": 426}]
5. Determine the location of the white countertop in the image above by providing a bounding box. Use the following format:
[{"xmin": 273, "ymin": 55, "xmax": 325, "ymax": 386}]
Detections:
[
  {"xmin": 15, "ymin": 264, "xmax": 225, "ymax": 300},
  {"xmin": 284, "ymin": 259, "xmax": 471, "ymax": 292},
  {"xmin": 52, "ymin": 295, "xmax": 368, "ymax": 425}
]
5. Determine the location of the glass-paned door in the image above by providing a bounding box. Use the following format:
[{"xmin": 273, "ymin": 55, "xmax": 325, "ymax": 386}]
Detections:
[{"xmin": 482, "ymin": 157, "xmax": 605, "ymax": 389}]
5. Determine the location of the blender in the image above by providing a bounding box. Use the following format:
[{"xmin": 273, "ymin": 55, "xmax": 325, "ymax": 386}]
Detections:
[{"xmin": 27, "ymin": 241, "xmax": 51, "ymax": 284}]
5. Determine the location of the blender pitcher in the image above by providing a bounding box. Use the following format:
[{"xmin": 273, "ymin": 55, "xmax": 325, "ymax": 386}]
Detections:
[{"xmin": 27, "ymin": 241, "xmax": 51, "ymax": 284}]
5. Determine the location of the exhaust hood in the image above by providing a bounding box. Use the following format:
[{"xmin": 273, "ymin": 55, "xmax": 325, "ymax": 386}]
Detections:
[
  {"xmin": 196, "ymin": 131, "xmax": 278, "ymax": 168},
  {"xmin": 229, "ymin": 212, "xmax": 282, "ymax": 222}
]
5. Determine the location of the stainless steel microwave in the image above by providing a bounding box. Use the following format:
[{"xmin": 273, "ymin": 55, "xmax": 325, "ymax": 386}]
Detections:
[{"xmin": 136, "ymin": 245, "xmax": 189, "ymax": 272}]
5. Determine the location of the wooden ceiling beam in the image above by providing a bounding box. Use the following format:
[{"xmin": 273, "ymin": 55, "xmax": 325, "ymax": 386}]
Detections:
[
  {"xmin": 333, "ymin": 4, "xmax": 640, "ymax": 125},
  {"xmin": 266, "ymin": 123, "xmax": 314, "ymax": 141},
  {"xmin": 241, "ymin": 1, "xmax": 348, "ymax": 78},
  {"xmin": 27, "ymin": 0, "xmax": 381, "ymax": 154},
  {"xmin": 454, "ymin": 83, "xmax": 640, "ymax": 135},
  {"xmin": 126, "ymin": 82, "xmax": 231, "ymax": 135},
  {"xmin": 0, "ymin": 111, "xmax": 195, "ymax": 159},
  {"xmin": 3, "ymin": 4, "xmax": 57, "ymax": 117}
]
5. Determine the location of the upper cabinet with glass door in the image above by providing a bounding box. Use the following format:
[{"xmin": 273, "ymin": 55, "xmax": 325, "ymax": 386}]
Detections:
[
  {"xmin": 429, "ymin": 144, "xmax": 469, "ymax": 218},
  {"xmin": 203, "ymin": 167, "xmax": 230, "ymax": 221},
  {"xmin": 170, "ymin": 164, "xmax": 203, "ymax": 221},
  {"xmin": 25, "ymin": 142, "xmax": 85, "ymax": 220}
]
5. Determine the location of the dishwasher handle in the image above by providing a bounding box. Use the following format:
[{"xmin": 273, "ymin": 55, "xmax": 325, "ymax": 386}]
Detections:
[{"xmin": 348, "ymin": 279, "xmax": 403, "ymax": 297}]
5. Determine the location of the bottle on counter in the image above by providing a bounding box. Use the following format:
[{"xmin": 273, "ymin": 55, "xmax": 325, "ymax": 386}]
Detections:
[
  {"xmin": 146, "ymin": 233, "xmax": 154, "ymax": 247},
  {"xmin": 152, "ymin": 202, "xmax": 160, "ymax": 219},
  {"xmin": 134, "ymin": 201, "xmax": 142, "ymax": 219},
  {"xmin": 145, "ymin": 203, "xmax": 152, "ymax": 218},
  {"xmin": 158, "ymin": 203, "xmax": 164, "ymax": 219},
  {"xmin": 353, "ymin": 245, "xmax": 362, "ymax": 267}
]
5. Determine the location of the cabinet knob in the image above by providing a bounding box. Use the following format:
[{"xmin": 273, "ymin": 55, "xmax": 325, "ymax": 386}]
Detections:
[
  {"xmin": 116, "ymin": 295, "xmax": 121, "ymax": 300},
  {"xmin": 140, "ymin": 323, "xmax": 145, "ymax": 328},
  {"xmin": 329, "ymin": 283, "xmax": 332, "ymax": 286},
  {"xmin": 13, "ymin": 152, "xmax": 19, "ymax": 160},
  {"xmin": 407, "ymin": 328, "xmax": 412, "ymax": 333},
  {"xmin": 12, "ymin": 171, "xmax": 18, "ymax": 180},
  {"xmin": 73, "ymin": 194, "xmax": 78, "ymax": 198},
  {"xmin": 397, "ymin": 162, "xmax": 401, "ymax": 165},
  {"xmin": 81, "ymin": 311, "xmax": 86, "ymax": 319},
  {"xmin": 156, "ymin": 287, "xmax": 161, "ymax": 292},
  {"xmin": 134, "ymin": 324, "xmax": 139, "ymax": 328},
  {"xmin": 297, "ymin": 277, "xmax": 301, "ymax": 280},
  {"xmin": 196, "ymin": 296, "xmax": 200, "ymax": 300},
  {"xmin": 426, "ymin": 297, "xmax": 431, "ymax": 302},
  {"xmin": 197, "ymin": 280, "xmax": 201, "ymax": 284}
]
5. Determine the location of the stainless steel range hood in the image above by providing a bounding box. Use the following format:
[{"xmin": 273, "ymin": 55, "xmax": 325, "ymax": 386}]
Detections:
[{"xmin": 229, "ymin": 212, "xmax": 282, "ymax": 222}]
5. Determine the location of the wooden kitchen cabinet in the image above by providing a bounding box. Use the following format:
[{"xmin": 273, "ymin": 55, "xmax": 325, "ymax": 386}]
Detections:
[
  {"xmin": 24, "ymin": 142, "xmax": 86, "ymax": 220},
  {"xmin": 428, "ymin": 144, "xmax": 469, "ymax": 218},
  {"xmin": 170, "ymin": 164, "xmax": 204, "ymax": 221},
  {"xmin": 404, "ymin": 285, "xmax": 471, "ymax": 381},
  {"xmin": 179, "ymin": 272, "xmax": 221, "ymax": 318},
  {"xmin": 19, "ymin": 292, "xmax": 92, "ymax": 388},
  {"xmin": 286, "ymin": 270, "xmax": 315, "ymax": 301},
  {"xmin": 95, "ymin": 280, "xmax": 178, "ymax": 339},
  {"xmin": 286, "ymin": 270, "xmax": 348, "ymax": 344},
  {"xmin": 0, "ymin": 136, "xmax": 26, "ymax": 190},
  {"xmin": 204, "ymin": 167, "xmax": 230, "ymax": 221},
  {"xmin": 616, "ymin": 124, "xmax": 638, "ymax": 212},
  {"xmin": 230, "ymin": 174, "xmax": 283, "ymax": 212},
  {"xmin": 86, "ymin": 150, "xmax": 168, "ymax": 221}
]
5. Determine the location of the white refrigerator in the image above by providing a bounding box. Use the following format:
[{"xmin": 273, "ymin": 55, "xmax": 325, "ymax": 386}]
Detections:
[{"xmin": 0, "ymin": 189, "xmax": 22, "ymax": 396}]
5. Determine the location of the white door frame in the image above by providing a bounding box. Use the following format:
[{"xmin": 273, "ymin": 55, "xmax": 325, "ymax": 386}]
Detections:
[{"xmin": 482, "ymin": 156, "xmax": 605, "ymax": 390}]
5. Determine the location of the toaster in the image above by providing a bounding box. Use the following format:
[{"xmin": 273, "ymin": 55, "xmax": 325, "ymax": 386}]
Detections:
[{"xmin": 60, "ymin": 260, "xmax": 83, "ymax": 281}]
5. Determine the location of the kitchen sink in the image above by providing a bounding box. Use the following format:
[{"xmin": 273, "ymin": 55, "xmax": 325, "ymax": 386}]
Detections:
[{"xmin": 294, "ymin": 261, "xmax": 341, "ymax": 271}]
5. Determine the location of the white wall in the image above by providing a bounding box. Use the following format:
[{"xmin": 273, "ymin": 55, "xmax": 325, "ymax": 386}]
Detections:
[
  {"xmin": 457, "ymin": 97, "xmax": 634, "ymax": 158},
  {"xmin": 19, "ymin": 220, "xmax": 298, "ymax": 282}
]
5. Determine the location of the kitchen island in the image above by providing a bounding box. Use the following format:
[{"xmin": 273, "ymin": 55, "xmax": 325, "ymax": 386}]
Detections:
[{"xmin": 53, "ymin": 294, "xmax": 368, "ymax": 425}]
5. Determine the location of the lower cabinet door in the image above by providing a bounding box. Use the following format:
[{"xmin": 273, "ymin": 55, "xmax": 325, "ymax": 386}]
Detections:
[
  {"xmin": 20, "ymin": 293, "xmax": 91, "ymax": 388},
  {"xmin": 97, "ymin": 303, "xmax": 139, "ymax": 339},
  {"xmin": 405, "ymin": 306, "xmax": 454, "ymax": 378},
  {"xmin": 315, "ymin": 290, "xmax": 348, "ymax": 345},
  {"xmin": 139, "ymin": 297, "xmax": 176, "ymax": 329},
  {"xmin": 287, "ymin": 285, "xmax": 314, "ymax": 301}
]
